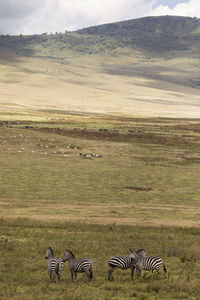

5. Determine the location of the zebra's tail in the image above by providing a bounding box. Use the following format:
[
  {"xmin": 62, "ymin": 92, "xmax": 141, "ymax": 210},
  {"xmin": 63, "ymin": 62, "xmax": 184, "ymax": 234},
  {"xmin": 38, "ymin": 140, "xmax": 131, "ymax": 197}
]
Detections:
[
  {"xmin": 55, "ymin": 262, "xmax": 59, "ymax": 274},
  {"xmin": 59, "ymin": 261, "xmax": 64, "ymax": 271},
  {"xmin": 163, "ymin": 264, "xmax": 167, "ymax": 273},
  {"xmin": 89, "ymin": 268, "xmax": 93, "ymax": 279},
  {"xmin": 89, "ymin": 259, "xmax": 94, "ymax": 279}
]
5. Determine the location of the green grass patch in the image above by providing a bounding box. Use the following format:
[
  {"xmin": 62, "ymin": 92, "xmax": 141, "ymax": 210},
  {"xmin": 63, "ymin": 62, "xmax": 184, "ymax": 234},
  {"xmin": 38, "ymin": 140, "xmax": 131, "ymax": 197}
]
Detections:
[{"xmin": 0, "ymin": 116, "xmax": 200, "ymax": 227}]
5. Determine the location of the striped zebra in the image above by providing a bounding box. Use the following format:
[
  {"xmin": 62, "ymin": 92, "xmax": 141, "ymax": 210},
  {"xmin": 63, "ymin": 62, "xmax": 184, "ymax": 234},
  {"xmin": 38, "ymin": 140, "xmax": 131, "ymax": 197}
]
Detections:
[
  {"xmin": 45, "ymin": 247, "xmax": 64, "ymax": 282},
  {"xmin": 108, "ymin": 248, "xmax": 147, "ymax": 281},
  {"xmin": 63, "ymin": 249, "xmax": 93, "ymax": 281},
  {"xmin": 129, "ymin": 251, "xmax": 167, "ymax": 278}
]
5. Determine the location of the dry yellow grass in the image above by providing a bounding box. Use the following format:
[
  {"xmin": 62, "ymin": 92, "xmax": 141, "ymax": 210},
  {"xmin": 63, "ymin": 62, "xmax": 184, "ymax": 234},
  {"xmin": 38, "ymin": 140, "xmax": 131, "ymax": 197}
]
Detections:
[
  {"xmin": 0, "ymin": 55, "xmax": 199, "ymax": 118},
  {"xmin": 2, "ymin": 203, "xmax": 200, "ymax": 227}
]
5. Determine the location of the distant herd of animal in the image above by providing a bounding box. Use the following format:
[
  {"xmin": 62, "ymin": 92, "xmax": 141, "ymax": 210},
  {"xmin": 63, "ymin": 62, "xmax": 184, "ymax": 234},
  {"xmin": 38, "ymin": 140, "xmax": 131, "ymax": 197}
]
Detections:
[{"xmin": 45, "ymin": 247, "xmax": 167, "ymax": 282}]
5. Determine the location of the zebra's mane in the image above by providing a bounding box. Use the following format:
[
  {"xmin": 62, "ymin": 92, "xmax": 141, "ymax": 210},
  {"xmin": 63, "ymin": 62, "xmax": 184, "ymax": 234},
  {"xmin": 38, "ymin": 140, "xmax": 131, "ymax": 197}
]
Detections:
[
  {"xmin": 67, "ymin": 249, "xmax": 75, "ymax": 258},
  {"xmin": 130, "ymin": 248, "xmax": 146, "ymax": 253},
  {"xmin": 136, "ymin": 248, "xmax": 146, "ymax": 254}
]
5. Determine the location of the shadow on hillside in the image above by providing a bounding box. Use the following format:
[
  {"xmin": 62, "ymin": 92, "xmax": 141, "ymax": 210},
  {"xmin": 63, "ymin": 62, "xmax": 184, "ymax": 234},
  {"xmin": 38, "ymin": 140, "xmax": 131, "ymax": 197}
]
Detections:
[
  {"xmin": 102, "ymin": 63, "xmax": 200, "ymax": 91},
  {"xmin": 0, "ymin": 35, "xmax": 36, "ymax": 62}
]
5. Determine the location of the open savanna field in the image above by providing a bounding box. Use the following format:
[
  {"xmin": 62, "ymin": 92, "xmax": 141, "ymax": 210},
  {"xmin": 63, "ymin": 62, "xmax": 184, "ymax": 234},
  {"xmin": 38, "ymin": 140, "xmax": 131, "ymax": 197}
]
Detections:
[
  {"xmin": 1, "ymin": 114, "xmax": 200, "ymax": 300},
  {"xmin": 0, "ymin": 15, "xmax": 200, "ymax": 299}
]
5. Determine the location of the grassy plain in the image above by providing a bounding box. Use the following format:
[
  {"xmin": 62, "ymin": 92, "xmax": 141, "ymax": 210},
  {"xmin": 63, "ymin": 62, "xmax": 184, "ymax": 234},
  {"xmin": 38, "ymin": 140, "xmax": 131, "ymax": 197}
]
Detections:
[
  {"xmin": 1, "ymin": 116, "xmax": 200, "ymax": 226},
  {"xmin": 0, "ymin": 115, "xmax": 200, "ymax": 299},
  {"xmin": 1, "ymin": 218, "xmax": 200, "ymax": 300}
]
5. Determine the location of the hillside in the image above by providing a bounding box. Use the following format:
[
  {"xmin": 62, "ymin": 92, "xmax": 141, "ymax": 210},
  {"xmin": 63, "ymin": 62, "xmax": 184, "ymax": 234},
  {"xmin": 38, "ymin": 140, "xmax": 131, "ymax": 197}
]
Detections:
[
  {"xmin": 79, "ymin": 15, "xmax": 200, "ymax": 55},
  {"xmin": 0, "ymin": 16, "xmax": 200, "ymax": 57},
  {"xmin": 0, "ymin": 16, "xmax": 199, "ymax": 118}
]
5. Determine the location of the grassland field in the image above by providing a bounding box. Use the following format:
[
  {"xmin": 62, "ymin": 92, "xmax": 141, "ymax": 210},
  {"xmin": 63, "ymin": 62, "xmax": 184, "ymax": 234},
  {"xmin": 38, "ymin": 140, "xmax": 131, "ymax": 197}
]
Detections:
[
  {"xmin": 1, "ymin": 19, "xmax": 200, "ymax": 298},
  {"xmin": 0, "ymin": 113, "xmax": 200, "ymax": 299}
]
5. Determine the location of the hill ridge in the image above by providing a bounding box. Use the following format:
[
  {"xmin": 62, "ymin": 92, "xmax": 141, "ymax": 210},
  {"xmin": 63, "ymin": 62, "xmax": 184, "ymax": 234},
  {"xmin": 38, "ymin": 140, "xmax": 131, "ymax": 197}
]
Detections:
[{"xmin": 0, "ymin": 15, "xmax": 200, "ymax": 58}]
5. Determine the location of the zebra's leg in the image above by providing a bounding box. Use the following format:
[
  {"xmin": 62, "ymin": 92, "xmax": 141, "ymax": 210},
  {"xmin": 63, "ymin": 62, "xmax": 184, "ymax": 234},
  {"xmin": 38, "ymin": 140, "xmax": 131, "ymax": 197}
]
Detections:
[
  {"xmin": 52, "ymin": 271, "xmax": 56, "ymax": 283},
  {"xmin": 49, "ymin": 270, "xmax": 52, "ymax": 281},
  {"xmin": 75, "ymin": 272, "xmax": 77, "ymax": 279},
  {"xmin": 108, "ymin": 267, "xmax": 115, "ymax": 281},
  {"xmin": 85, "ymin": 270, "xmax": 91, "ymax": 282},
  {"xmin": 131, "ymin": 266, "xmax": 135, "ymax": 280},
  {"xmin": 57, "ymin": 270, "xmax": 60, "ymax": 281},
  {"xmin": 71, "ymin": 270, "xmax": 74, "ymax": 280},
  {"xmin": 156, "ymin": 268, "xmax": 162, "ymax": 279},
  {"xmin": 136, "ymin": 268, "xmax": 141, "ymax": 277}
]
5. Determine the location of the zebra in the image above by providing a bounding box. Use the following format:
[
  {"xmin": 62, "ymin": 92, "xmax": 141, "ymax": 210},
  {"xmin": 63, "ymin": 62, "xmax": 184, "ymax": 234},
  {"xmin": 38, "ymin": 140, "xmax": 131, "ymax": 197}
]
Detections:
[
  {"xmin": 63, "ymin": 249, "xmax": 93, "ymax": 281},
  {"xmin": 129, "ymin": 251, "xmax": 167, "ymax": 278},
  {"xmin": 108, "ymin": 248, "xmax": 147, "ymax": 281},
  {"xmin": 45, "ymin": 246, "xmax": 64, "ymax": 282}
]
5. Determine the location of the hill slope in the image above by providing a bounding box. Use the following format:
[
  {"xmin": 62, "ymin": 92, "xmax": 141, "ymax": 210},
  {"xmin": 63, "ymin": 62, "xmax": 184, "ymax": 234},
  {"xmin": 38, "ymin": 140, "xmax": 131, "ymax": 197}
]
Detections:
[
  {"xmin": 79, "ymin": 15, "xmax": 200, "ymax": 55},
  {"xmin": 0, "ymin": 16, "xmax": 199, "ymax": 119},
  {"xmin": 0, "ymin": 16, "xmax": 200, "ymax": 57}
]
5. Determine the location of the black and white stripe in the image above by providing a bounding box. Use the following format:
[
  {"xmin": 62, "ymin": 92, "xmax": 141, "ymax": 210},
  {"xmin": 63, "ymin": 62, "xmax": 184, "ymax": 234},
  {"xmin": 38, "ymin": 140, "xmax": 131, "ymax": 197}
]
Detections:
[
  {"xmin": 45, "ymin": 247, "xmax": 64, "ymax": 282},
  {"xmin": 63, "ymin": 249, "xmax": 93, "ymax": 281},
  {"xmin": 108, "ymin": 248, "xmax": 147, "ymax": 281},
  {"xmin": 129, "ymin": 251, "xmax": 167, "ymax": 278}
]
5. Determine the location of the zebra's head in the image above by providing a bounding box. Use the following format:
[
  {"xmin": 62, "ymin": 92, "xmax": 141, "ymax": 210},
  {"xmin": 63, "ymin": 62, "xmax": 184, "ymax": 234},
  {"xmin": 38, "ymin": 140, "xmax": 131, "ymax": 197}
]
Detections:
[
  {"xmin": 130, "ymin": 248, "xmax": 147, "ymax": 257},
  {"xmin": 45, "ymin": 247, "xmax": 53, "ymax": 259},
  {"xmin": 129, "ymin": 251, "xmax": 139, "ymax": 263},
  {"xmin": 63, "ymin": 249, "xmax": 75, "ymax": 262},
  {"xmin": 136, "ymin": 248, "xmax": 147, "ymax": 257}
]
